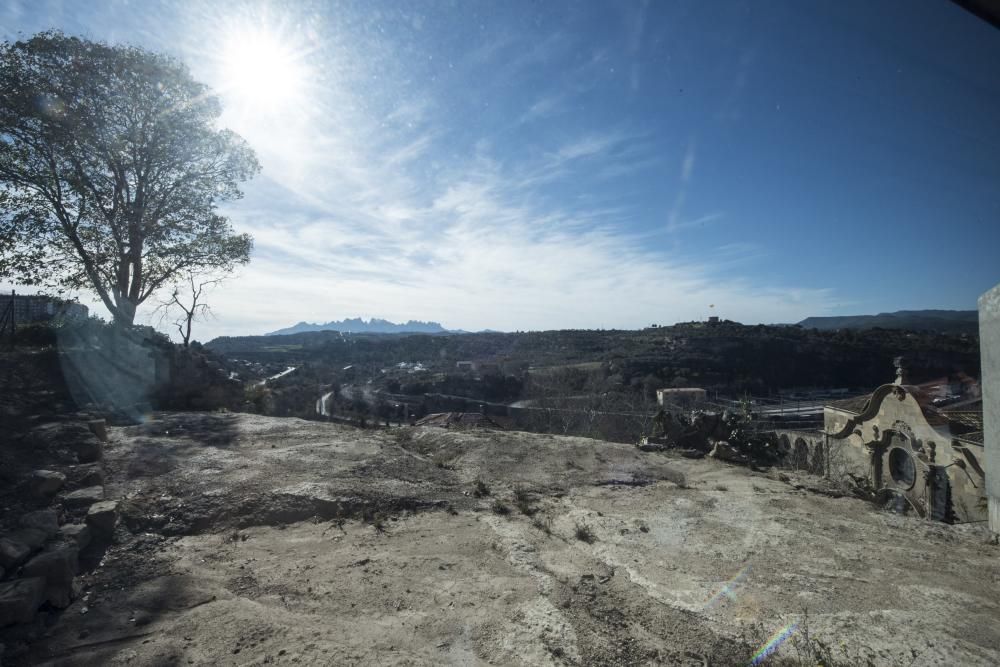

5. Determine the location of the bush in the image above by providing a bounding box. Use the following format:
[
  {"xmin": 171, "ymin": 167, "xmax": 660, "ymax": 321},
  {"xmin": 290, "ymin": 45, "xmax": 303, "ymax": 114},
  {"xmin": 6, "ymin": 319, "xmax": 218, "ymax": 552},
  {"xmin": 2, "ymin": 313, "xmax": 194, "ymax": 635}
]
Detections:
[
  {"xmin": 574, "ymin": 523, "xmax": 596, "ymax": 543},
  {"xmin": 531, "ymin": 515, "xmax": 552, "ymax": 535},
  {"xmin": 491, "ymin": 500, "xmax": 511, "ymax": 516},
  {"xmin": 473, "ymin": 479, "xmax": 491, "ymax": 497},
  {"xmin": 513, "ymin": 485, "xmax": 537, "ymax": 516}
]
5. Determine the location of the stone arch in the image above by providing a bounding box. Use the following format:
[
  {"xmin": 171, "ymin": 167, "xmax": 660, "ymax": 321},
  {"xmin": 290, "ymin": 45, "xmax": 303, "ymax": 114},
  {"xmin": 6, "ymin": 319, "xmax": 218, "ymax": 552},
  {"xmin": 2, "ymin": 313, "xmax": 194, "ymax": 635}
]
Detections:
[
  {"xmin": 778, "ymin": 434, "xmax": 791, "ymax": 456},
  {"xmin": 872, "ymin": 428, "xmax": 942, "ymax": 520},
  {"xmin": 888, "ymin": 446, "xmax": 916, "ymax": 489},
  {"xmin": 811, "ymin": 441, "xmax": 825, "ymax": 476},
  {"xmin": 792, "ymin": 437, "xmax": 809, "ymax": 471}
]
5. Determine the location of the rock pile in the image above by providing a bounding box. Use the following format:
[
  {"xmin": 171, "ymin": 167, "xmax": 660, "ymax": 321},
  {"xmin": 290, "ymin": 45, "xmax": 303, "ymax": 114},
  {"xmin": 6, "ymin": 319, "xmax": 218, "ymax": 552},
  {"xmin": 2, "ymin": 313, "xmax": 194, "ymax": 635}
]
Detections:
[{"xmin": 0, "ymin": 417, "xmax": 117, "ymax": 631}]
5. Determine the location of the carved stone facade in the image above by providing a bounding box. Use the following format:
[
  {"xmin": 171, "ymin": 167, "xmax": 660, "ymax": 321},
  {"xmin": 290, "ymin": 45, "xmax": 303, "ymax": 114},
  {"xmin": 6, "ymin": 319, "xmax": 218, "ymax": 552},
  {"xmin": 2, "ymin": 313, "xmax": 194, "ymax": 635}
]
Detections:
[{"xmin": 824, "ymin": 382, "xmax": 985, "ymax": 523}]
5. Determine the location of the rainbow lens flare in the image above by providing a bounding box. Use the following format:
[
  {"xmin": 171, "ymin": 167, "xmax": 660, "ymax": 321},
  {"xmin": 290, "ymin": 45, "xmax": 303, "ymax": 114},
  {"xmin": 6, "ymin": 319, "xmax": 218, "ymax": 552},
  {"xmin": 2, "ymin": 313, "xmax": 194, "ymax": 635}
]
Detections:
[
  {"xmin": 749, "ymin": 622, "xmax": 798, "ymax": 665},
  {"xmin": 704, "ymin": 564, "xmax": 751, "ymax": 609}
]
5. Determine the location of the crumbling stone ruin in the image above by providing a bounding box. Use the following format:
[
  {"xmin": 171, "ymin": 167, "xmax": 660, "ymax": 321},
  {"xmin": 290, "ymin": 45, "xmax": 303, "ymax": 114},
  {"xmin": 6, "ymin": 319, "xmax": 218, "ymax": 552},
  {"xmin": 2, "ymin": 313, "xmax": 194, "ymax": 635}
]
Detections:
[
  {"xmin": 640, "ymin": 406, "xmax": 781, "ymax": 465},
  {"xmin": 641, "ymin": 360, "xmax": 988, "ymax": 526}
]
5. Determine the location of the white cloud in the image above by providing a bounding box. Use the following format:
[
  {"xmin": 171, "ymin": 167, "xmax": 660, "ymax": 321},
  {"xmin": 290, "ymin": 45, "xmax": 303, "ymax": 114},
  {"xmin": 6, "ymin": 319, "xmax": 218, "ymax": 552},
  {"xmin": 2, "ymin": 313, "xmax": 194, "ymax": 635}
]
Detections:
[
  {"xmin": 173, "ymin": 133, "xmax": 835, "ymax": 338},
  {"xmin": 666, "ymin": 139, "xmax": 722, "ymax": 234},
  {"xmin": 127, "ymin": 111, "xmax": 834, "ymax": 340},
  {"xmin": 680, "ymin": 141, "xmax": 697, "ymax": 183},
  {"xmin": 519, "ymin": 93, "xmax": 566, "ymax": 124},
  {"xmin": 21, "ymin": 7, "xmax": 836, "ymax": 340}
]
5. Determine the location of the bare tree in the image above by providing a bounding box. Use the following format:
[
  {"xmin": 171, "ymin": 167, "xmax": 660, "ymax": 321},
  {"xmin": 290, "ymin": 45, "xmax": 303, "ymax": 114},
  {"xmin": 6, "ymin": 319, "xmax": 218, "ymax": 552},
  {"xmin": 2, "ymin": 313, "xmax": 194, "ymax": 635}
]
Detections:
[{"xmin": 159, "ymin": 274, "xmax": 222, "ymax": 347}]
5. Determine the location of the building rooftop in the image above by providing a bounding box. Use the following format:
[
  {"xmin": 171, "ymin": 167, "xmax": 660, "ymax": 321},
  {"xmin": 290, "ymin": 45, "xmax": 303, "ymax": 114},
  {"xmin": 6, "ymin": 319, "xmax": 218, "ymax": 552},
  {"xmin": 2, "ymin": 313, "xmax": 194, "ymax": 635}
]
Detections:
[
  {"xmin": 825, "ymin": 394, "xmax": 872, "ymax": 415},
  {"xmin": 955, "ymin": 431, "xmax": 984, "ymax": 445},
  {"xmin": 827, "ymin": 389, "xmax": 984, "ymax": 445}
]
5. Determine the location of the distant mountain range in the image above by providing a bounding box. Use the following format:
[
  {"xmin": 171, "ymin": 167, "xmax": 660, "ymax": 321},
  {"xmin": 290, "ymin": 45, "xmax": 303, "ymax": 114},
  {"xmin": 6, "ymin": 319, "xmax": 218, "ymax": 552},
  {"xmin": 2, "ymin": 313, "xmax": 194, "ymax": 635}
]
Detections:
[
  {"xmin": 797, "ymin": 310, "xmax": 978, "ymax": 334},
  {"xmin": 265, "ymin": 310, "xmax": 978, "ymax": 337},
  {"xmin": 266, "ymin": 318, "xmax": 451, "ymax": 336}
]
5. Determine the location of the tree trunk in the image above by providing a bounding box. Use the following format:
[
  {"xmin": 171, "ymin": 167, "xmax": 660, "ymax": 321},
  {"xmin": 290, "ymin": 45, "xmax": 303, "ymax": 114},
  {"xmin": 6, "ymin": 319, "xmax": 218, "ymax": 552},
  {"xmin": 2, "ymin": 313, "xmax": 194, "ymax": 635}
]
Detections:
[{"xmin": 113, "ymin": 297, "xmax": 138, "ymax": 326}]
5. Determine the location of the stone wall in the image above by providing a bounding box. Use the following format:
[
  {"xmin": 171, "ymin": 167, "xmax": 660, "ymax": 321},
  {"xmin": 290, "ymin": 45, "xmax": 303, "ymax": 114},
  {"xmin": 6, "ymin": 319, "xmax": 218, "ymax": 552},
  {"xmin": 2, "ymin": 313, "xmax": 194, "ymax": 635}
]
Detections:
[
  {"xmin": 773, "ymin": 429, "xmax": 830, "ymax": 475},
  {"xmin": 1, "ymin": 418, "xmax": 118, "ymax": 631}
]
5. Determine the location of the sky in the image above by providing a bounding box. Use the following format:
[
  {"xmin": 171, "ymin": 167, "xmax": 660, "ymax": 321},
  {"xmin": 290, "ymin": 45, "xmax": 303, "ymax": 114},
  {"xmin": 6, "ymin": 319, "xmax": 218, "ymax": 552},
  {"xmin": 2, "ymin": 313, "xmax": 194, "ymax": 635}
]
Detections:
[{"xmin": 2, "ymin": 0, "xmax": 999, "ymax": 338}]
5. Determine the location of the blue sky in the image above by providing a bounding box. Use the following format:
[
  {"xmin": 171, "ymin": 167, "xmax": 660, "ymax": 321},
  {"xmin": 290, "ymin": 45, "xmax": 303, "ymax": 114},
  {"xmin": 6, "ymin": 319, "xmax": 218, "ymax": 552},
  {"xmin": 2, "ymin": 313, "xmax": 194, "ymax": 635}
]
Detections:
[{"xmin": 3, "ymin": 0, "xmax": 999, "ymax": 337}]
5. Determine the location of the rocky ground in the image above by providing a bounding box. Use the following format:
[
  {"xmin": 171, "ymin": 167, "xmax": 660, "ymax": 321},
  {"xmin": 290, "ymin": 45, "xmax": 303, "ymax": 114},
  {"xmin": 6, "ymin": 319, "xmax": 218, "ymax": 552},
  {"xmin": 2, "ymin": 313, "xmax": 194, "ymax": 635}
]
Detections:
[{"xmin": 3, "ymin": 412, "xmax": 1000, "ymax": 666}]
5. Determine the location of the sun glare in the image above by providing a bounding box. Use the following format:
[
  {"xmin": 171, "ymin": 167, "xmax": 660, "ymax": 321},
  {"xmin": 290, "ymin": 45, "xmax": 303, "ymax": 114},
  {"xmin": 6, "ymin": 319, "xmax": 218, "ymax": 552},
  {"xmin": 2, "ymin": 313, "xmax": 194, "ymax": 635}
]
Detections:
[{"xmin": 219, "ymin": 26, "xmax": 308, "ymax": 114}]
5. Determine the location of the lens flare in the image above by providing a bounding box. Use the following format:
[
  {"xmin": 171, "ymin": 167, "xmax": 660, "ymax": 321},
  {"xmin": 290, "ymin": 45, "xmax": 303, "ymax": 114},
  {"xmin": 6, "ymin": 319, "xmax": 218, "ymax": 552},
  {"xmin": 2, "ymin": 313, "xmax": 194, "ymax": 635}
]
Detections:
[
  {"xmin": 749, "ymin": 622, "xmax": 798, "ymax": 665},
  {"xmin": 704, "ymin": 564, "xmax": 751, "ymax": 609}
]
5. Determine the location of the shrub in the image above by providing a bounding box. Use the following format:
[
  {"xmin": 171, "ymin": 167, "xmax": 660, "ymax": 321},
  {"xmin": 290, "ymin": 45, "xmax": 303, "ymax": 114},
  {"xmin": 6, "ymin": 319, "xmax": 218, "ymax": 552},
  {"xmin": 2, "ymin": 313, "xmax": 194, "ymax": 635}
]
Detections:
[
  {"xmin": 513, "ymin": 485, "xmax": 538, "ymax": 516},
  {"xmin": 574, "ymin": 523, "xmax": 596, "ymax": 543},
  {"xmin": 531, "ymin": 515, "xmax": 552, "ymax": 535}
]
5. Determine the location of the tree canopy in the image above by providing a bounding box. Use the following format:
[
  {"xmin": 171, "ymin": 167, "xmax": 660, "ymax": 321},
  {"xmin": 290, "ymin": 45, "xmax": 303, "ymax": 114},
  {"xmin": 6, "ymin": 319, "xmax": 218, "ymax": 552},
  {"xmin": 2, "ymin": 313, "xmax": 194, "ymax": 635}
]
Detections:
[{"xmin": 0, "ymin": 31, "xmax": 259, "ymax": 324}]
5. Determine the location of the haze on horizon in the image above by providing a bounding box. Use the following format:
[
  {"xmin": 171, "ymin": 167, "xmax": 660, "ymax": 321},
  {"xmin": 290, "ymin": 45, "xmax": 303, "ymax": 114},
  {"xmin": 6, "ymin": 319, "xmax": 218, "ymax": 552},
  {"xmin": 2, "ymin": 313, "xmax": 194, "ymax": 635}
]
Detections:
[{"xmin": 2, "ymin": 0, "xmax": 998, "ymax": 340}]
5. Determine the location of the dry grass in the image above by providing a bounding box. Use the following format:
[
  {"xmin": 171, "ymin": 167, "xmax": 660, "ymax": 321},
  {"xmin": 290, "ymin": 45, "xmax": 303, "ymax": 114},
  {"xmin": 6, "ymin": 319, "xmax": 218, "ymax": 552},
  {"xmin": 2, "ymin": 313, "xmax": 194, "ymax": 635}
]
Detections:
[{"xmin": 531, "ymin": 515, "xmax": 552, "ymax": 536}]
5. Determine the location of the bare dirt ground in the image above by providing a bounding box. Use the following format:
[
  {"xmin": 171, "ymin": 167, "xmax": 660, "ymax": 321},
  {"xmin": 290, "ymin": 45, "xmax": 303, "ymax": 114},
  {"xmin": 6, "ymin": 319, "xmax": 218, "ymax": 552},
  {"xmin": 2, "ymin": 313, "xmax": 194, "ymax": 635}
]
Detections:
[{"xmin": 6, "ymin": 412, "xmax": 1000, "ymax": 666}]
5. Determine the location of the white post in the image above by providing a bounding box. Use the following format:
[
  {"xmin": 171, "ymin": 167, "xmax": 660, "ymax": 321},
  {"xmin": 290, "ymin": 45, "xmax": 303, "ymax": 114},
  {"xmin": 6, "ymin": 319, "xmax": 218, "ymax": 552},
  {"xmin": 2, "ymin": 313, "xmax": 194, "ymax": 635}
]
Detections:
[{"xmin": 979, "ymin": 283, "xmax": 1000, "ymax": 538}]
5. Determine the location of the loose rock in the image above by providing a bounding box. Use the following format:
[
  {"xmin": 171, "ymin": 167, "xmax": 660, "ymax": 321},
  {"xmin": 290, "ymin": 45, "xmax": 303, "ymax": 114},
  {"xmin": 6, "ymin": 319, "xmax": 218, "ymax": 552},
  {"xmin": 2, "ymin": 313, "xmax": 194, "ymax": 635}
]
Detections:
[
  {"xmin": 86, "ymin": 500, "xmax": 119, "ymax": 536},
  {"xmin": 20, "ymin": 510, "xmax": 59, "ymax": 538},
  {"xmin": 87, "ymin": 419, "xmax": 108, "ymax": 442},
  {"xmin": 0, "ymin": 578, "xmax": 45, "ymax": 627},
  {"xmin": 22, "ymin": 547, "xmax": 79, "ymax": 609},
  {"xmin": 9, "ymin": 528, "xmax": 47, "ymax": 552},
  {"xmin": 0, "ymin": 538, "xmax": 31, "ymax": 571},
  {"xmin": 57, "ymin": 524, "xmax": 92, "ymax": 550},
  {"xmin": 73, "ymin": 436, "xmax": 103, "ymax": 464},
  {"xmin": 29, "ymin": 470, "xmax": 66, "ymax": 497},
  {"xmin": 708, "ymin": 441, "xmax": 748, "ymax": 464},
  {"xmin": 69, "ymin": 464, "xmax": 105, "ymax": 488},
  {"xmin": 63, "ymin": 486, "xmax": 105, "ymax": 509}
]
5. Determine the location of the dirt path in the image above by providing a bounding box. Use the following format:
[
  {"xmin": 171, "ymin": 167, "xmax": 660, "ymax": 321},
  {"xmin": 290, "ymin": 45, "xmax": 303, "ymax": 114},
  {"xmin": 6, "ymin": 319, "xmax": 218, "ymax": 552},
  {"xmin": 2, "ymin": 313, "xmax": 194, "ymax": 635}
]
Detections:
[{"xmin": 7, "ymin": 413, "xmax": 1000, "ymax": 666}]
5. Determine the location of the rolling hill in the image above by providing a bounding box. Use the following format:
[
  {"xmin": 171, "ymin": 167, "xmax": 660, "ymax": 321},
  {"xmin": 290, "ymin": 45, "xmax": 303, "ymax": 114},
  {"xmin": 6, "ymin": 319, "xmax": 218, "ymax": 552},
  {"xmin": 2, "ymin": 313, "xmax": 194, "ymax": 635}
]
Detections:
[{"xmin": 797, "ymin": 310, "xmax": 978, "ymax": 334}]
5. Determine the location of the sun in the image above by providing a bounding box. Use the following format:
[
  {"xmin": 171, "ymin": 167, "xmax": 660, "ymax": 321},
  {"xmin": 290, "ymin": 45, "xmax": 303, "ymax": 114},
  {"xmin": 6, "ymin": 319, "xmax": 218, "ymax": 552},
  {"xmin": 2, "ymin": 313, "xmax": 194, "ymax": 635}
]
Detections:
[{"xmin": 219, "ymin": 25, "xmax": 308, "ymax": 114}]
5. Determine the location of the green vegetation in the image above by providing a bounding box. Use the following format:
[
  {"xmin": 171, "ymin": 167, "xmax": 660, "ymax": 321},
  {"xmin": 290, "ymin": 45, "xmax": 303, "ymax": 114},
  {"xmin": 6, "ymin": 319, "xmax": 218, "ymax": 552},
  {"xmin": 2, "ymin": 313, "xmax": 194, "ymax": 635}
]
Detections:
[
  {"xmin": 209, "ymin": 322, "xmax": 978, "ymax": 395},
  {"xmin": 0, "ymin": 31, "xmax": 257, "ymax": 325},
  {"xmin": 208, "ymin": 322, "xmax": 979, "ymax": 429}
]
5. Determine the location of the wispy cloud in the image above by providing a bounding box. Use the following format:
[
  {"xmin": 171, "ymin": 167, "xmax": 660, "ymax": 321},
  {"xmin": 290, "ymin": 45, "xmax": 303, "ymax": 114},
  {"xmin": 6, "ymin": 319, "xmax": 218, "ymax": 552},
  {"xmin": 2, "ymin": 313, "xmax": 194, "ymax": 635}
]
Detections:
[
  {"xmin": 30, "ymin": 4, "xmax": 836, "ymax": 337},
  {"xmin": 668, "ymin": 211, "xmax": 726, "ymax": 233},
  {"xmin": 191, "ymin": 117, "xmax": 833, "ymax": 335},
  {"xmin": 666, "ymin": 139, "xmax": 723, "ymax": 234},
  {"xmin": 680, "ymin": 141, "xmax": 697, "ymax": 182},
  {"xmin": 555, "ymin": 133, "xmax": 627, "ymax": 161},
  {"xmin": 519, "ymin": 93, "xmax": 566, "ymax": 124},
  {"xmin": 384, "ymin": 132, "xmax": 437, "ymax": 166}
]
